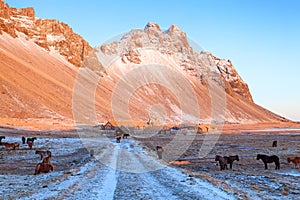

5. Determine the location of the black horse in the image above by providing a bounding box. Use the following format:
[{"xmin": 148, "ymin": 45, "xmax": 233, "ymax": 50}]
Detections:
[
  {"xmin": 272, "ymin": 140, "xmax": 277, "ymax": 147},
  {"xmin": 26, "ymin": 137, "xmax": 37, "ymax": 144},
  {"xmin": 225, "ymin": 155, "xmax": 240, "ymax": 169},
  {"xmin": 22, "ymin": 136, "xmax": 26, "ymax": 144},
  {"xmin": 215, "ymin": 155, "xmax": 239, "ymax": 170},
  {"xmin": 0, "ymin": 136, "xmax": 5, "ymax": 144},
  {"xmin": 257, "ymin": 154, "xmax": 280, "ymax": 170}
]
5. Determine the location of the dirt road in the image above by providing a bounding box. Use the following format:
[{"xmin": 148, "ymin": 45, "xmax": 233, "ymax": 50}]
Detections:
[{"xmin": 0, "ymin": 135, "xmax": 234, "ymax": 200}]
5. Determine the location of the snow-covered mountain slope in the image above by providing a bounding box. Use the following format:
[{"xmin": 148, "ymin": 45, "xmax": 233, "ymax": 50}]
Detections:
[
  {"xmin": 80, "ymin": 22, "xmax": 288, "ymax": 126},
  {"xmin": 0, "ymin": 1, "xmax": 289, "ymax": 129}
]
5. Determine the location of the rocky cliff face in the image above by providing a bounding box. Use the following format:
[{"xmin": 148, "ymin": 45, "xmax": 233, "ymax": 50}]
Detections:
[
  {"xmin": 96, "ymin": 22, "xmax": 253, "ymax": 102},
  {"xmin": 0, "ymin": 0, "xmax": 92, "ymax": 66}
]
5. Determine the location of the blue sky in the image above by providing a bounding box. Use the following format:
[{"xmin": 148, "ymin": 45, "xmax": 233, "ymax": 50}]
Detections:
[{"xmin": 5, "ymin": 0, "xmax": 300, "ymax": 121}]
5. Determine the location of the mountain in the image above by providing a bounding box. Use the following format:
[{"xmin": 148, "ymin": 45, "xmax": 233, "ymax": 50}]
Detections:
[
  {"xmin": 0, "ymin": 0, "xmax": 92, "ymax": 67},
  {"xmin": 81, "ymin": 22, "xmax": 287, "ymax": 126},
  {"xmin": 0, "ymin": 2, "xmax": 289, "ymax": 129}
]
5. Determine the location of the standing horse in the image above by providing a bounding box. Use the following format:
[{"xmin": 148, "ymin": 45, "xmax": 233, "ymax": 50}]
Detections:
[
  {"xmin": 0, "ymin": 136, "xmax": 5, "ymax": 144},
  {"xmin": 225, "ymin": 155, "xmax": 239, "ymax": 169},
  {"xmin": 22, "ymin": 136, "xmax": 26, "ymax": 144},
  {"xmin": 287, "ymin": 157, "xmax": 300, "ymax": 168},
  {"xmin": 26, "ymin": 137, "xmax": 37, "ymax": 144},
  {"xmin": 116, "ymin": 136, "xmax": 121, "ymax": 143},
  {"xmin": 28, "ymin": 141, "xmax": 33, "ymax": 149},
  {"xmin": 215, "ymin": 155, "xmax": 228, "ymax": 170},
  {"xmin": 257, "ymin": 154, "xmax": 280, "ymax": 170},
  {"xmin": 156, "ymin": 146, "xmax": 163, "ymax": 159},
  {"xmin": 272, "ymin": 141, "xmax": 277, "ymax": 147}
]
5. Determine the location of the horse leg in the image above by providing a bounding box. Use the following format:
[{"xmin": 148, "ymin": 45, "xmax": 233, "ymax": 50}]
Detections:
[
  {"xmin": 264, "ymin": 162, "xmax": 268, "ymax": 169},
  {"xmin": 276, "ymin": 162, "xmax": 280, "ymax": 170},
  {"xmin": 230, "ymin": 162, "xmax": 233, "ymax": 169},
  {"xmin": 34, "ymin": 164, "xmax": 41, "ymax": 175}
]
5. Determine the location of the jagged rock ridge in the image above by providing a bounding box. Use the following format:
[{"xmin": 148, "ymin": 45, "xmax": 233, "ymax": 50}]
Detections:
[
  {"xmin": 0, "ymin": 0, "xmax": 92, "ymax": 66},
  {"xmin": 98, "ymin": 22, "xmax": 253, "ymax": 102}
]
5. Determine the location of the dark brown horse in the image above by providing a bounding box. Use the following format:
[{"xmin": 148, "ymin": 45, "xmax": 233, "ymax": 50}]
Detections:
[
  {"xmin": 215, "ymin": 155, "xmax": 228, "ymax": 170},
  {"xmin": 156, "ymin": 146, "xmax": 163, "ymax": 159},
  {"xmin": 272, "ymin": 140, "xmax": 277, "ymax": 147},
  {"xmin": 257, "ymin": 154, "xmax": 280, "ymax": 170},
  {"xmin": 34, "ymin": 163, "xmax": 54, "ymax": 175},
  {"xmin": 224, "ymin": 155, "xmax": 239, "ymax": 169},
  {"xmin": 26, "ymin": 137, "xmax": 37, "ymax": 144},
  {"xmin": 28, "ymin": 141, "xmax": 33, "ymax": 150},
  {"xmin": 116, "ymin": 136, "xmax": 121, "ymax": 143},
  {"xmin": 22, "ymin": 136, "xmax": 26, "ymax": 144}
]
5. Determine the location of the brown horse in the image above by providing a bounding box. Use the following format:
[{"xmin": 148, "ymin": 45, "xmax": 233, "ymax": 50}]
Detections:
[
  {"xmin": 35, "ymin": 150, "xmax": 51, "ymax": 160},
  {"xmin": 156, "ymin": 146, "xmax": 163, "ymax": 159},
  {"xmin": 34, "ymin": 163, "xmax": 54, "ymax": 175},
  {"xmin": 14, "ymin": 142, "xmax": 20, "ymax": 149},
  {"xmin": 28, "ymin": 141, "xmax": 33, "ymax": 149},
  {"xmin": 2, "ymin": 142, "xmax": 16, "ymax": 150},
  {"xmin": 116, "ymin": 136, "xmax": 121, "ymax": 143},
  {"xmin": 287, "ymin": 157, "xmax": 300, "ymax": 168},
  {"xmin": 257, "ymin": 154, "xmax": 280, "ymax": 170}
]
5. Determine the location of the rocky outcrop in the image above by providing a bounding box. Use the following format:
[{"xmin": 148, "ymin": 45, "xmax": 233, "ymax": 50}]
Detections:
[
  {"xmin": 96, "ymin": 22, "xmax": 254, "ymax": 102},
  {"xmin": 0, "ymin": 0, "xmax": 92, "ymax": 66}
]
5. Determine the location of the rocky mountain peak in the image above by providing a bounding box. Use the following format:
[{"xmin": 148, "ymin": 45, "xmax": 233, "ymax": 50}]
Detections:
[
  {"xmin": 167, "ymin": 24, "xmax": 183, "ymax": 34},
  {"xmin": 0, "ymin": 1, "xmax": 92, "ymax": 66},
  {"xmin": 95, "ymin": 22, "xmax": 253, "ymax": 103},
  {"xmin": 144, "ymin": 22, "xmax": 161, "ymax": 31}
]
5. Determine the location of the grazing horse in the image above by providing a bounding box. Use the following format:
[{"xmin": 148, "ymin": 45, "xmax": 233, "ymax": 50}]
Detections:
[
  {"xmin": 215, "ymin": 155, "xmax": 228, "ymax": 170},
  {"xmin": 257, "ymin": 154, "xmax": 280, "ymax": 170},
  {"xmin": 116, "ymin": 136, "xmax": 121, "ymax": 143},
  {"xmin": 225, "ymin": 155, "xmax": 239, "ymax": 169},
  {"xmin": 28, "ymin": 141, "xmax": 33, "ymax": 149},
  {"xmin": 34, "ymin": 163, "xmax": 54, "ymax": 175},
  {"xmin": 287, "ymin": 157, "xmax": 300, "ymax": 168},
  {"xmin": 26, "ymin": 137, "xmax": 37, "ymax": 144},
  {"xmin": 22, "ymin": 136, "xmax": 26, "ymax": 144},
  {"xmin": 2, "ymin": 142, "xmax": 16, "ymax": 150},
  {"xmin": 272, "ymin": 140, "xmax": 277, "ymax": 147},
  {"xmin": 14, "ymin": 142, "xmax": 20, "ymax": 149},
  {"xmin": 0, "ymin": 136, "xmax": 5, "ymax": 144},
  {"xmin": 35, "ymin": 150, "xmax": 51, "ymax": 160},
  {"xmin": 121, "ymin": 133, "xmax": 130, "ymax": 139},
  {"xmin": 156, "ymin": 146, "xmax": 163, "ymax": 159}
]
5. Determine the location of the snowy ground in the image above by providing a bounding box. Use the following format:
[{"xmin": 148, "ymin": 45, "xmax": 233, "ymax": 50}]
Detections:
[{"xmin": 0, "ymin": 127, "xmax": 300, "ymax": 199}]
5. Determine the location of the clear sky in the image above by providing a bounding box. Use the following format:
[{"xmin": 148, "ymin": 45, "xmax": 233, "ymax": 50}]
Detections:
[{"xmin": 5, "ymin": 0, "xmax": 300, "ymax": 121}]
